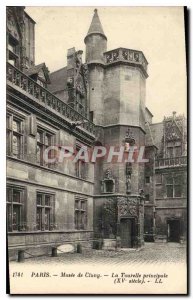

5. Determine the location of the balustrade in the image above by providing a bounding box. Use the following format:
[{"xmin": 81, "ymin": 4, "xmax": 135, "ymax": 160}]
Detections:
[
  {"xmin": 104, "ymin": 48, "xmax": 148, "ymax": 72},
  {"xmin": 155, "ymin": 156, "xmax": 187, "ymax": 168},
  {"xmin": 7, "ymin": 63, "xmax": 95, "ymax": 135}
]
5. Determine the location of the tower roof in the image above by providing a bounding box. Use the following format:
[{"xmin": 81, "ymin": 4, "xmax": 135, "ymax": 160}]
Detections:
[{"xmin": 85, "ymin": 9, "xmax": 107, "ymax": 42}]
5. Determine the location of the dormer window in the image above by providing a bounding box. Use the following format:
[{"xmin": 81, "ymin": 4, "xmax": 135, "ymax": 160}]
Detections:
[{"xmin": 25, "ymin": 63, "xmax": 50, "ymax": 88}]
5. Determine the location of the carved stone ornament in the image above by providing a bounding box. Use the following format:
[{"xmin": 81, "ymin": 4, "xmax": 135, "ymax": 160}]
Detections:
[
  {"xmin": 126, "ymin": 174, "xmax": 131, "ymax": 193},
  {"xmin": 105, "ymin": 168, "xmax": 113, "ymax": 179},
  {"xmin": 138, "ymin": 204, "xmax": 144, "ymax": 215},
  {"xmin": 126, "ymin": 162, "xmax": 132, "ymax": 175},
  {"xmin": 117, "ymin": 197, "xmax": 138, "ymax": 217},
  {"xmin": 117, "ymin": 197, "xmax": 128, "ymax": 216},
  {"xmin": 67, "ymin": 77, "xmax": 74, "ymax": 88},
  {"xmin": 75, "ymin": 50, "xmax": 83, "ymax": 71},
  {"xmin": 165, "ymin": 124, "xmax": 181, "ymax": 141},
  {"xmin": 104, "ymin": 199, "xmax": 117, "ymax": 216},
  {"xmin": 126, "ymin": 162, "xmax": 132, "ymax": 193},
  {"xmin": 7, "ymin": 9, "xmax": 20, "ymax": 40},
  {"xmin": 124, "ymin": 128, "xmax": 135, "ymax": 146},
  {"xmin": 82, "ymin": 63, "xmax": 89, "ymax": 89},
  {"xmin": 128, "ymin": 197, "xmax": 138, "ymax": 205},
  {"xmin": 128, "ymin": 205, "xmax": 137, "ymax": 216}
]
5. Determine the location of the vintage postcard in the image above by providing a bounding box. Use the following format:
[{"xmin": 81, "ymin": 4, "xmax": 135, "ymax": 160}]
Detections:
[{"xmin": 6, "ymin": 6, "xmax": 187, "ymax": 294}]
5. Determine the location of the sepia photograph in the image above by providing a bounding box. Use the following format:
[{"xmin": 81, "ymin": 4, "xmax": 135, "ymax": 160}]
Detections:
[{"xmin": 6, "ymin": 5, "xmax": 187, "ymax": 294}]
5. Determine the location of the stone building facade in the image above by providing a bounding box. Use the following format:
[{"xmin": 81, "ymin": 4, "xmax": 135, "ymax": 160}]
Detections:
[
  {"xmin": 7, "ymin": 7, "xmax": 95, "ymax": 260},
  {"xmin": 144, "ymin": 112, "xmax": 187, "ymax": 242},
  {"xmin": 6, "ymin": 7, "xmax": 187, "ymax": 260}
]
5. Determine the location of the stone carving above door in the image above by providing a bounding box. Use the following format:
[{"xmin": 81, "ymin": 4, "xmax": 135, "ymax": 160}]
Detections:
[{"xmin": 117, "ymin": 197, "xmax": 138, "ymax": 218}]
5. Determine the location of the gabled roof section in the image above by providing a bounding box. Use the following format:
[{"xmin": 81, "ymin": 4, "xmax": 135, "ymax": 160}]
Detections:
[
  {"xmin": 85, "ymin": 9, "xmax": 107, "ymax": 41},
  {"xmin": 25, "ymin": 63, "xmax": 50, "ymax": 84},
  {"xmin": 164, "ymin": 112, "xmax": 185, "ymax": 142},
  {"xmin": 165, "ymin": 120, "xmax": 182, "ymax": 141}
]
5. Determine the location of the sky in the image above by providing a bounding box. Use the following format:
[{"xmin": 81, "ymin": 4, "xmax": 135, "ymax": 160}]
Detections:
[{"xmin": 25, "ymin": 6, "xmax": 187, "ymax": 123}]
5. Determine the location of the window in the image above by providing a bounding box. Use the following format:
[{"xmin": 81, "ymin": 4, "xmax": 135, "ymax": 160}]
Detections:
[
  {"xmin": 145, "ymin": 194, "xmax": 150, "ymax": 203},
  {"xmin": 8, "ymin": 35, "xmax": 18, "ymax": 54},
  {"xmin": 145, "ymin": 176, "xmax": 150, "ymax": 184},
  {"xmin": 7, "ymin": 35, "xmax": 19, "ymax": 67},
  {"xmin": 101, "ymin": 178, "xmax": 115, "ymax": 194},
  {"xmin": 75, "ymin": 92, "xmax": 87, "ymax": 117},
  {"xmin": 166, "ymin": 175, "xmax": 182, "ymax": 198},
  {"xmin": 36, "ymin": 128, "xmax": 54, "ymax": 167},
  {"xmin": 75, "ymin": 145, "xmax": 87, "ymax": 179},
  {"xmin": 155, "ymin": 173, "xmax": 162, "ymax": 184},
  {"xmin": 74, "ymin": 197, "xmax": 87, "ymax": 230},
  {"xmin": 89, "ymin": 111, "xmax": 94, "ymax": 122},
  {"xmin": 6, "ymin": 114, "xmax": 24, "ymax": 158},
  {"xmin": 75, "ymin": 159, "xmax": 86, "ymax": 178},
  {"xmin": 167, "ymin": 147, "xmax": 173, "ymax": 158},
  {"xmin": 175, "ymin": 146, "xmax": 182, "ymax": 157},
  {"xmin": 167, "ymin": 145, "xmax": 182, "ymax": 158},
  {"xmin": 6, "ymin": 186, "xmax": 25, "ymax": 232},
  {"xmin": 105, "ymin": 180, "xmax": 114, "ymax": 193},
  {"xmin": 36, "ymin": 192, "xmax": 55, "ymax": 231}
]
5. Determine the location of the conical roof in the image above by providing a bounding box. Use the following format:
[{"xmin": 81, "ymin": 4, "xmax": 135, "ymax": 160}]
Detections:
[{"xmin": 85, "ymin": 9, "xmax": 107, "ymax": 41}]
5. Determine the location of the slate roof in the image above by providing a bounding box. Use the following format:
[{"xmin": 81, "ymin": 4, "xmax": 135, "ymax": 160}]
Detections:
[
  {"xmin": 85, "ymin": 9, "xmax": 107, "ymax": 40},
  {"xmin": 48, "ymin": 67, "xmax": 67, "ymax": 93},
  {"xmin": 145, "ymin": 120, "xmax": 164, "ymax": 150}
]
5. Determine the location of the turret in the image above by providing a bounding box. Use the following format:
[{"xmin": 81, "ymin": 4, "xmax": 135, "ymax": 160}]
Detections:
[
  {"xmin": 84, "ymin": 9, "xmax": 107, "ymax": 65},
  {"xmin": 84, "ymin": 9, "xmax": 107, "ymax": 125}
]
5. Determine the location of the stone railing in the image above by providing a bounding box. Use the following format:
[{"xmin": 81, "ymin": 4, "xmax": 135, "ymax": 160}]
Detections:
[
  {"xmin": 155, "ymin": 156, "xmax": 187, "ymax": 168},
  {"xmin": 7, "ymin": 63, "xmax": 95, "ymax": 135},
  {"xmin": 104, "ymin": 48, "xmax": 148, "ymax": 73}
]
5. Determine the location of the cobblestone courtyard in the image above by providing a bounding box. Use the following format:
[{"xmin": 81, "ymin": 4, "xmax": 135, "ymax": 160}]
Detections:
[{"xmin": 11, "ymin": 242, "xmax": 186, "ymax": 266}]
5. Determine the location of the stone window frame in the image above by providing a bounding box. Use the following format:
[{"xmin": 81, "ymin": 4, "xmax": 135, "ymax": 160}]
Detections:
[
  {"xmin": 101, "ymin": 178, "xmax": 115, "ymax": 194},
  {"xmin": 6, "ymin": 112, "xmax": 24, "ymax": 159},
  {"xmin": 36, "ymin": 126, "xmax": 55, "ymax": 168},
  {"xmin": 74, "ymin": 196, "xmax": 87, "ymax": 230},
  {"xmin": 6, "ymin": 184, "xmax": 26, "ymax": 232},
  {"xmin": 145, "ymin": 176, "xmax": 151, "ymax": 184},
  {"xmin": 75, "ymin": 141, "xmax": 88, "ymax": 180},
  {"xmin": 166, "ymin": 142, "xmax": 182, "ymax": 158},
  {"xmin": 36, "ymin": 191, "xmax": 55, "ymax": 231},
  {"xmin": 165, "ymin": 174, "xmax": 182, "ymax": 198},
  {"xmin": 155, "ymin": 173, "xmax": 162, "ymax": 185},
  {"xmin": 7, "ymin": 33, "xmax": 19, "ymax": 67}
]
